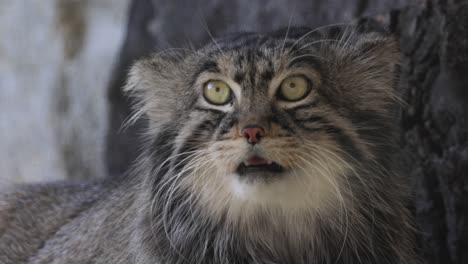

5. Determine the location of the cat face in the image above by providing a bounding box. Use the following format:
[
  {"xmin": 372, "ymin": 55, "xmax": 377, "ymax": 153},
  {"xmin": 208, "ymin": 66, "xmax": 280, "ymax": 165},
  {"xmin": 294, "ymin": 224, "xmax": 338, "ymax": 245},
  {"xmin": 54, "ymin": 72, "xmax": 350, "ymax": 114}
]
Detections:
[{"xmin": 126, "ymin": 27, "xmax": 400, "ymax": 224}]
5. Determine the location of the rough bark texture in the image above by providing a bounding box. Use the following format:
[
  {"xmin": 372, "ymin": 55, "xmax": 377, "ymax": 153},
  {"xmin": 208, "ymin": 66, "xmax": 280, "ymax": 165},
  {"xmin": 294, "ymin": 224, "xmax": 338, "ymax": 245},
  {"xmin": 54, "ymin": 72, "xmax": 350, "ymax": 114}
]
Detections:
[
  {"xmin": 106, "ymin": 0, "xmax": 468, "ymax": 263},
  {"xmin": 395, "ymin": 1, "xmax": 468, "ymax": 263}
]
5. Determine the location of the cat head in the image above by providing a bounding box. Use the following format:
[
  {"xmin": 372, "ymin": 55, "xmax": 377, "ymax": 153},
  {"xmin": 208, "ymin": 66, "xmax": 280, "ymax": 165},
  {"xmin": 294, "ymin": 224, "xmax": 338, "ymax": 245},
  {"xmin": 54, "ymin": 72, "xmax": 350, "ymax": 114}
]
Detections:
[{"xmin": 126, "ymin": 26, "xmax": 400, "ymax": 225}]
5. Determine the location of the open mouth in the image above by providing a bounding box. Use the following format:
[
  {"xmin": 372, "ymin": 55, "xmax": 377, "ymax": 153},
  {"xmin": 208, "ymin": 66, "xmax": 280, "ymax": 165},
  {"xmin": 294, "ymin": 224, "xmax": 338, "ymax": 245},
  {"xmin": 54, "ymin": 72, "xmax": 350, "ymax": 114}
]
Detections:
[{"xmin": 236, "ymin": 155, "xmax": 284, "ymax": 176}]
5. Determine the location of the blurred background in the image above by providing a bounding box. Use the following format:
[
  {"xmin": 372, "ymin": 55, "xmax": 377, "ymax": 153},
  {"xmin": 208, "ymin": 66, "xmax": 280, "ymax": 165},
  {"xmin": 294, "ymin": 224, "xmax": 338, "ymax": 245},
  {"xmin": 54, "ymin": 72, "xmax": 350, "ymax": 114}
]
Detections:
[
  {"xmin": 0, "ymin": 0, "xmax": 467, "ymax": 263},
  {"xmin": 0, "ymin": 0, "xmax": 129, "ymax": 183}
]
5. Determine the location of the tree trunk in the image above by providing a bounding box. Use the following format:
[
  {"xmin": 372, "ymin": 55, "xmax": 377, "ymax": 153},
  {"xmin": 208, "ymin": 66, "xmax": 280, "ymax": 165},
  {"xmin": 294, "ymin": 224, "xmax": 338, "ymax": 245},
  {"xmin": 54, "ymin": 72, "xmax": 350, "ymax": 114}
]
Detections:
[{"xmin": 395, "ymin": 1, "xmax": 468, "ymax": 263}]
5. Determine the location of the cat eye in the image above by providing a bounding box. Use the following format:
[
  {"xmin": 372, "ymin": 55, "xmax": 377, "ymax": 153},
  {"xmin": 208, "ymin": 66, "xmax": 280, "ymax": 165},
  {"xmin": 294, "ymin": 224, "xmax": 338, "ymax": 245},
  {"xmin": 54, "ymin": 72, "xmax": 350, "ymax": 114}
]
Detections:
[
  {"xmin": 203, "ymin": 80, "xmax": 232, "ymax": 105},
  {"xmin": 277, "ymin": 76, "xmax": 311, "ymax": 101}
]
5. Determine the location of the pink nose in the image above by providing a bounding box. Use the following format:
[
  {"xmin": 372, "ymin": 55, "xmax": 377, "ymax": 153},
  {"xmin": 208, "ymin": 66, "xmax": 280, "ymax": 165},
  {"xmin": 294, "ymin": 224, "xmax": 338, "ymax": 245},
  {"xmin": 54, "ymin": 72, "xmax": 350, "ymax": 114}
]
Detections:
[{"xmin": 241, "ymin": 126, "xmax": 265, "ymax": 145}]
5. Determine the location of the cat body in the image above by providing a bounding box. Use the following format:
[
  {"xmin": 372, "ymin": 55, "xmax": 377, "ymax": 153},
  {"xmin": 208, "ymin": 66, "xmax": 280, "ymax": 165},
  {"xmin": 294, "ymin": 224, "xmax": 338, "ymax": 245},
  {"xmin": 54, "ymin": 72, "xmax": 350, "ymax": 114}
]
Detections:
[{"xmin": 0, "ymin": 27, "xmax": 420, "ymax": 264}]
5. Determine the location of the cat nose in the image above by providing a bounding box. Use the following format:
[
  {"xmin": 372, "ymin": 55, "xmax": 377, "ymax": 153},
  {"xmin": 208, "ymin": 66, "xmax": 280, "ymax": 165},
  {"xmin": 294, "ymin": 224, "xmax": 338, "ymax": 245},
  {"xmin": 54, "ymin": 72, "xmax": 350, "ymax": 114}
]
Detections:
[{"xmin": 241, "ymin": 126, "xmax": 265, "ymax": 145}]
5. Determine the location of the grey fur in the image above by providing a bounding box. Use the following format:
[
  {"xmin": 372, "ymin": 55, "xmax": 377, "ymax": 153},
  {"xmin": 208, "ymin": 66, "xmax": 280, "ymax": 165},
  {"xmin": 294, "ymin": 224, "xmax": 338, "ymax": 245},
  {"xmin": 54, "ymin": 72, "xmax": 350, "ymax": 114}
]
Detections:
[{"xmin": 0, "ymin": 26, "xmax": 421, "ymax": 263}]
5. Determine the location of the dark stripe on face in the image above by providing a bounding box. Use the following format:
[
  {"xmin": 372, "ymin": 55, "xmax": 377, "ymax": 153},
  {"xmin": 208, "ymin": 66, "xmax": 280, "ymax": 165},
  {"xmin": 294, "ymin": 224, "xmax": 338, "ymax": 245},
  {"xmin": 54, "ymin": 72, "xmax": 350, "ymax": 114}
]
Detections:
[
  {"xmin": 195, "ymin": 59, "xmax": 220, "ymax": 77},
  {"xmin": 172, "ymin": 109, "xmax": 228, "ymax": 166},
  {"xmin": 196, "ymin": 119, "xmax": 219, "ymax": 134},
  {"xmin": 297, "ymin": 115, "xmax": 326, "ymax": 124},
  {"xmin": 271, "ymin": 107, "xmax": 297, "ymax": 135},
  {"xmin": 194, "ymin": 106, "xmax": 225, "ymax": 115},
  {"xmin": 284, "ymin": 105, "xmax": 363, "ymax": 161},
  {"xmin": 216, "ymin": 112, "xmax": 238, "ymax": 139},
  {"xmin": 150, "ymin": 127, "xmax": 178, "ymax": 168},
  {"xmin": 286, "ymin": 104, "xmax": 324, "ymax": 124},
  {"xmin": 196, "ymin": 112, "xmax": 228, "ymax": 136},
  {"xmin": 287, "ymin": 101, "xmax": 320, "ymax": 112},
  {"xmin": 171, "ymin": 120, "xmax": 216, "ymax": 173},
  {"xmin": 234, "ymin": 71, "xmax": 245, "ymax": 84},
  {"xmin": 169, "ymin": 101, "xmax": 228, "ymax": 172},
  {"xmin": 246, "ymin": 50, "xmax": 257, "ymax": 89},
  {"xmin": 236, "ymin": 54, "xmax": 245, "ymax": 66},
  {"xmin": 295, "ymin": 115, "xmax": 363, "ymax": 161},
  {"xmin": 260, "ymin": 68, "xmax": 274, "ymax": 83},
  {"xmin": 293, "ymin": 116, "xmax": 329, "ymax": 132},
  {"xmin": 150, "ymin": 127, "xmax": 178, "ymax": 195},
  {"xmin": 322, "ymin": 124, "xmax": 364, "ymax": 161},
  {"xmin": 287, "ymin": 54, "xmax": 321, "ymax": 70}
]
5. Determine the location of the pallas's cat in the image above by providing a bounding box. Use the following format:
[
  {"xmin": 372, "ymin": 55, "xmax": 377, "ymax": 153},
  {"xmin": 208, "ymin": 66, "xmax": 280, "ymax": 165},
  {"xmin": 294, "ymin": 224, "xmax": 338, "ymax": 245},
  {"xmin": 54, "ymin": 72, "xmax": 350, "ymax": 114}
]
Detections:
[{"xmin": 0, "ymin": 27, "xmax": 420, "ymax": 264}]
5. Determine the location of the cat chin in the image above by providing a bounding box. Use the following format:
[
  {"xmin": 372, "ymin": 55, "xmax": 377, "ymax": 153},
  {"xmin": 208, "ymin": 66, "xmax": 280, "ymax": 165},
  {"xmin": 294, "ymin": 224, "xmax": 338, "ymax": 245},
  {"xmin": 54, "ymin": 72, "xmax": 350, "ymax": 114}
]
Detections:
[
  {"xmin": 188, "ymin": 139, "xmax": 353, "ymax": 223},
  {"xmin": 191, "ymin": 164, "xmax": 350, "ymax": 225},
  {"xmin": 229, "ymin": 170, "xmax": 335, "ymax": 208}
]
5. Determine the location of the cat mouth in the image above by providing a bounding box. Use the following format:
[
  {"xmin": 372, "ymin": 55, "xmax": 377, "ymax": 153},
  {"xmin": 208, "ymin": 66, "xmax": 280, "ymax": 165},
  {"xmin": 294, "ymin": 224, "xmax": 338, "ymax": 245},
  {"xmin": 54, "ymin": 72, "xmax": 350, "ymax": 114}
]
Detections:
[{"xmin": 236, "ymin": 155, "xmax": 284, "ymax": 176}]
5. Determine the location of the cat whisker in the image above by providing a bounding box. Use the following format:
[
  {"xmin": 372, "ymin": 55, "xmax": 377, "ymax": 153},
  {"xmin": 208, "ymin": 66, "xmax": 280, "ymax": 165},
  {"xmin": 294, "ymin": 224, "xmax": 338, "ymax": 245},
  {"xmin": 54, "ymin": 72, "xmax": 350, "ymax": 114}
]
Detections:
[
  {"xmin": 200, "ymin": 16, "xmax": 224, "ymax": 55},
  {"xmin": 280, "ymin": 6, "xmax": 295, "ymax": 55},
  {"xmin": 287, "ymin": 23, "xmax": 351, "ymax": 52}
]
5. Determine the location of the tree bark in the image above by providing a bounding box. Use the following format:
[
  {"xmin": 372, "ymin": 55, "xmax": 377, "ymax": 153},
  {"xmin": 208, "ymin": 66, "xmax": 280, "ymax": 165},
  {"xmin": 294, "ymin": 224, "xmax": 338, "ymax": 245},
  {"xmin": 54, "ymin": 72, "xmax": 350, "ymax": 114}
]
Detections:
[{"xmin": 394, "ymin": 1, "xmax": 468, "ymax": 263}]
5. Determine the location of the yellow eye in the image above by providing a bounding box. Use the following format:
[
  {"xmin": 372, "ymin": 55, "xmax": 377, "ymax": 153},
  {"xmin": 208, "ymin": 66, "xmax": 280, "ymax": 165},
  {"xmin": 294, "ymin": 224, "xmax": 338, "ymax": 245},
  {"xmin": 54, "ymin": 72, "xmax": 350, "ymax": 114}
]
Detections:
[
  {"xmin": 203, "ymin": 80, "xmax": 232, "ymax": 105},
  {"xmin": 278, "ymin": 76, "xmax": 311, "ymax": 101}
]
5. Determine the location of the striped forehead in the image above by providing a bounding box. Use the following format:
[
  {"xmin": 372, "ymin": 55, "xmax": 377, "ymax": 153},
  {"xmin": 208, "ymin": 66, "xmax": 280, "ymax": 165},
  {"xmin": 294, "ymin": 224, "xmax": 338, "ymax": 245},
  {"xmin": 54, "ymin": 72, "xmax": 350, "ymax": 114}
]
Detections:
[
  {"xmin": 222, "ymin": 50, "xmax": 277, "ymax": 96},
  {"xmin": 192, "ymin": 31, "xmax": 326, "ymax": 107},
  {"xmin": 196, "ymin": 47, "xmax": 319, "ymax": 100},
  {"xmin": 198, "ymin": 49, "xmax": 284, "ymax": 98}
]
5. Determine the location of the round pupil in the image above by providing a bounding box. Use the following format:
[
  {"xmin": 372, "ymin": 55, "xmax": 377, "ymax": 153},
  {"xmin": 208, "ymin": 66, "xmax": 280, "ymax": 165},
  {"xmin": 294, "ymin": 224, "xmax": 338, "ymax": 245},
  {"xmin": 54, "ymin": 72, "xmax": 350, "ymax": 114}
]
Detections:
[
  {"xmin": 289, "ymin": 82, "xmax": 296, "ymax": 88},
  {"xmin": 215, "ymin": 86, "xmax": 220, "ymax": 92}
]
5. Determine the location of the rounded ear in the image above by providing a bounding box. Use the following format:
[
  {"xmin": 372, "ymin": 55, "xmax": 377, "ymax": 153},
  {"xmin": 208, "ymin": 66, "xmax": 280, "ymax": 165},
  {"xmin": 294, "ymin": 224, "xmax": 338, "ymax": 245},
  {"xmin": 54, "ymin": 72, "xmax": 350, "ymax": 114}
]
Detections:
[
  {"xmin": 354, "ymin": 33, "xmax": 401, "ymax": 97},
  {"xmin": 329, "ymin": 29, "xmax": 402, "ymax": 108},
  {"xmin": 354, "ymin": 32, "xmax": 400, "ymax": 69},
  {"xmin": 327, "ymin": 24, "xmax": 401, "ymax": 77},
  {"xmin": 124, "ymin": 51, "xmax": 190, "ymax": 127},
  {"xmin": 359, "ymin": 34, "xmax": 402, "ymax": 107}
]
